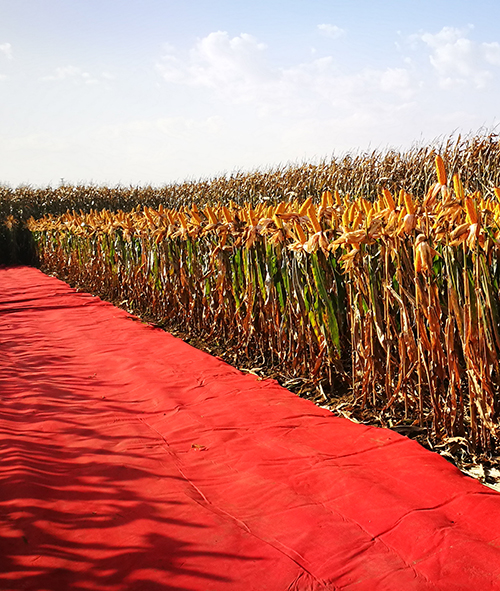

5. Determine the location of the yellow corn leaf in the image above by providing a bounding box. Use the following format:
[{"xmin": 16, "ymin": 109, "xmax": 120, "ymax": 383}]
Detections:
[
  {"xmin": 450, "ymin": 223, "xmax": 470, "ymax": 241},
  {"xmin": 333, "ymin": 229, "xmax": 366, "ymax": 245},
  {"xmin": 414, "ymin": 235, "xmax": 437, "ymax": 273},
  {"xmin": 417, "ymin": 316, "xmax": 432, "ymax": 351},
  {"xmin": 403, "ymin": 213, "xmax": 416, "ymax": 234}
]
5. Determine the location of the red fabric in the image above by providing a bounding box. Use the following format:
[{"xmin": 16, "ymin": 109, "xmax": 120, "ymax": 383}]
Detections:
[{"xmin": 1, "ymin": 266, "xmax": 500, "ymax": 591}]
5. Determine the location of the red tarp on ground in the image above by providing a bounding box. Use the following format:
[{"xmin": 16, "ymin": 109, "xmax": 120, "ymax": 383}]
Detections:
[{"xmin": 1, "ymin": 266, "xmax": 500, "ymax": 591}]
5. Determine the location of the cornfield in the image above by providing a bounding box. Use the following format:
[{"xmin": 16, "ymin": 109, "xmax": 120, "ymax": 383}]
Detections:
[
  {"xmin": 2, "ymin": 132, "xmax": 500, "ymax": 454},
  {"xmin": 21, "ymin": 153, "xmax": 500, "ymax": 453},
  {"xmin": 2, "ymin": 132, "xmax": 500, "ymax": 222}
]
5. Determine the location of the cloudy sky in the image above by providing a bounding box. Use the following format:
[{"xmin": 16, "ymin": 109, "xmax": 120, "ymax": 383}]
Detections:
[{"xmin": 1, "ymin": 0, "xmax": 499, "ymax": 187}]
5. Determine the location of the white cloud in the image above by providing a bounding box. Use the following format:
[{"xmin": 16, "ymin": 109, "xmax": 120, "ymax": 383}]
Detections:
[
  {"xmin": 483, "ymin": 42, "xmax": 500, "ymax": 66},
  {"xmin": 41, "ymin": 65, "xmax": 99, "ymax": 84},
  {"xmin": 157, "ymin": 31, "xmax": 417, "ymax": 117},
  {"xmin": 414, "ymin": 26, "xmax": 500, "ymax": 88},
  {"xmin": 157, "ymin": 31, "xmax": 271, "ymax": 98},
  {"xmin": 378, "ymin": 67, "xmax": 416, "ymax": 99},
  {"xmin": 3, "ymin": 26, "xmax": 499, "ymax": 187},
  {"xmin": 147, "ymin": 29, "xmax": 500, "ymax": 182},
  {"xmin": 97, "ymin": 116, "xmax": 223, "ymax": 141},
  {"xmin": 0, "ymin": 42, "xmax": 13, "ymax": 59},
  {"xmin": 156, "ymin": 115, "xmax": 222, "ymax": 137},
  {"xmin": 5, "ymin": 133, "xmax": 69, "ymax": 153},
  {"xmin": 317, "ymin": 24, "xmax": 345, "ymax": 39}
]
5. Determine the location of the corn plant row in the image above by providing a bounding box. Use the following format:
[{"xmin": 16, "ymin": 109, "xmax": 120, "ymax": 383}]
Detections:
[
  {"xmin": 28, "ymin": 157, "xmax": 500, "ymax": 452},
  {"xmin": 2, "ymin": 132, "xmax": 500, "ymax": 225}
]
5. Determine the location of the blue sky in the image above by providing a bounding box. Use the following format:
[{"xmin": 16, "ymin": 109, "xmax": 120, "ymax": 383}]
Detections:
[{"xmin": 1, "ymin": 0, "xmax": 499, "ymax": 186}]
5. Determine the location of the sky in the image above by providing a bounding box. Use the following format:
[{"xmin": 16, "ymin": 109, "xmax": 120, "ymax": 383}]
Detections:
[{"xmin": 1, "ymin": 0, "xmax": 500, "ymax": 187}]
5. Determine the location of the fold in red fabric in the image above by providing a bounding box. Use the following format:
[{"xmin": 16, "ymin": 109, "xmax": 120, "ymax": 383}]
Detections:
[{"xmin": 1, "ymin": 266, "xmax": 500, "ymax": 591}]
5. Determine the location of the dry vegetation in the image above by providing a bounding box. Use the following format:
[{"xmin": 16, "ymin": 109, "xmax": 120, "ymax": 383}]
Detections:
[
  {"xmin": 2, "ymin": 132, "xmax": 500, "ymax": 223},
  {"xmin": 2, "ymin": 132, "xmax": 500, "ymax": 476}
]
